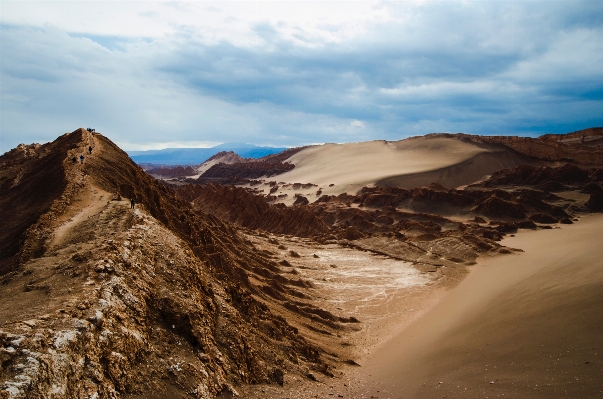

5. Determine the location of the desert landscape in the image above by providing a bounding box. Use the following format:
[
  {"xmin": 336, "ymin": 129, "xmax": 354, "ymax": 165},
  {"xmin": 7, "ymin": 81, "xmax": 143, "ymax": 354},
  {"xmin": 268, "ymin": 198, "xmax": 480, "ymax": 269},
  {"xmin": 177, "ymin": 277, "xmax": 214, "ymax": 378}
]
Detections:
[{"xmin": 1, "ymin": 127, "xmax": 602, "ymax": 398}]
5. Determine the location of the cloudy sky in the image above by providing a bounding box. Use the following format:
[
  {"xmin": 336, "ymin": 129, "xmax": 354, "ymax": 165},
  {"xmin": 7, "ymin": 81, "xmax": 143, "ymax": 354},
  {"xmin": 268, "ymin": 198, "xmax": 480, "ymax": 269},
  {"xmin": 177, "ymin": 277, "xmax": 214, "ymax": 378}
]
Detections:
[{"xmin": 1, "ymin": 1, "xmax": 602, "ymax": 153}]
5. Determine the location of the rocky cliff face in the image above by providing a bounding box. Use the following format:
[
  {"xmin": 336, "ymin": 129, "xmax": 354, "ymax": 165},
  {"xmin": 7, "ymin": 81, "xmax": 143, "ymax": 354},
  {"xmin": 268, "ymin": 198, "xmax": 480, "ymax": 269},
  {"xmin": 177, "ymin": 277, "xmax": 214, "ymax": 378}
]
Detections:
[
  {"xmin": 0, "ymin": 133, "xmax": 79, "ymax": 275},
  {"xmin": 0, "ymin": 129, "xmax": 328, "ymax": 398},
  {"xmin": 431, "ymin": 127, "xmax": 603, "ymax": 167}
]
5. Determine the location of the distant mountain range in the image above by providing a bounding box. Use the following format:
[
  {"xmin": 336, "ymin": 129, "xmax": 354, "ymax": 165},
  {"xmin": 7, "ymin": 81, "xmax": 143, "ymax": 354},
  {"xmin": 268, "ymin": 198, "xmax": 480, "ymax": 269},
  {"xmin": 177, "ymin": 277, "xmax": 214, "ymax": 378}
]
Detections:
[{"xmin": 127, "ymin": 143, "xmax": 288, "ymax": 165}]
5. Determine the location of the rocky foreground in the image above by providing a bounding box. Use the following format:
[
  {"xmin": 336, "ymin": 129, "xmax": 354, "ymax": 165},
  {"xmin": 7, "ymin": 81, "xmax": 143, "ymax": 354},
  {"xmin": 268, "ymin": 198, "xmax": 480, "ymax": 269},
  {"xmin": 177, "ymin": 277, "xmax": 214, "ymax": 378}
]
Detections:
[{"xmin": 0, "ymin": 129, "xmax": 333, "ymax": 398}]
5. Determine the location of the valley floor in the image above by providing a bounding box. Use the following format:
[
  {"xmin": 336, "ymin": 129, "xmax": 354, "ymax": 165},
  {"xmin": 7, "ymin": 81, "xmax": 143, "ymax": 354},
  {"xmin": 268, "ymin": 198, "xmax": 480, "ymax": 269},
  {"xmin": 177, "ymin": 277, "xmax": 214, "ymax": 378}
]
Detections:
[{"xmin": 238, "ymin": 213, "xmax": 603, "ymax": 398}]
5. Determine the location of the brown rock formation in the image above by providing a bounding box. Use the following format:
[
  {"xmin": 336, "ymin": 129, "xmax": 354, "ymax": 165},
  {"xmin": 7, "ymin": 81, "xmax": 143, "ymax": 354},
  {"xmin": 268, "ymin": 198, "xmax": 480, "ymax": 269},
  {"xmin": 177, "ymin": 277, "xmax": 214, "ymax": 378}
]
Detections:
[
  {"xmin": 144, "ymin": 164, "xmax": 196, "ymax": 178},
  {"xmin": 0, "ymin": 133, "xmax": 76, "ymax": 274},
  {"xmin": 446, "ymin": 127, "xmax": 603, "ymax": 167},
  {"xmin": 204, "ymin": 150, "xmax": 247, "ymax": 164},
  {"xmin": 0, "ymin": 129, "xmax": 328, "ymax": 398},
  {"xmin": 193, "ymin": 147, "xmax": 308, "ymax": 182},
  {"xmin": 259, "ymin": 146, "xmax": 309, "ymax": 163},
  {"xmin": 586, "ymin": 192, "xmax": 603, "ymax": 211},
  {"xmin": 179, "ymin": 183, "xmax": 329, "ymax": 237},
  {"xmin": 472, "ymin": 195, "xmax": 529, "ymax": 220},
  {"xmin": 481, "ymin": 164, "xmax": 592, "ymax": 186},
  {"xmin": 293, "ymin": 194, "xmax": 309, "ymax": 206},
  {"xmin": 200, "ymin": 160, "xmax": 295, "ymax": 179}
]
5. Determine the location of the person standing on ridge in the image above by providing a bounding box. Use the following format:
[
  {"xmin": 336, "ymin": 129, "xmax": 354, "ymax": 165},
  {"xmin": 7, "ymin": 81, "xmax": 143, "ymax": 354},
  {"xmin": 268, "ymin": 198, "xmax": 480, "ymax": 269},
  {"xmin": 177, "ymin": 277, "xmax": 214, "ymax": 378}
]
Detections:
[
  {"xmin": 88, "ymin": 146, "xmax": 92, "ymax": 155},
  {"xmin": 130, "ymin": 198, "xmax": 136, "ymax": 209},
  {"xmin": 80, "ymin": 154, "xmax": 84, "ymax": 164}
]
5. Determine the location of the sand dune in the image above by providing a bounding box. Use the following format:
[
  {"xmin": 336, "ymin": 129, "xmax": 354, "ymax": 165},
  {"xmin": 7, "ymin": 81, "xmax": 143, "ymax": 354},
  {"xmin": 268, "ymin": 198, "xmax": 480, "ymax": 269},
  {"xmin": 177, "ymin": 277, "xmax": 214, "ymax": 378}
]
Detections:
[
  {"xmin": 377, "ymin": 148, "xmax": 537, "ymax": 189},
  {"xmin": 274, "ymin": 136, "xmax": 537, "ymax": 201},
  {"xmin": 350, "ymin": 213, "xmax": 603, "ymax": 398}
]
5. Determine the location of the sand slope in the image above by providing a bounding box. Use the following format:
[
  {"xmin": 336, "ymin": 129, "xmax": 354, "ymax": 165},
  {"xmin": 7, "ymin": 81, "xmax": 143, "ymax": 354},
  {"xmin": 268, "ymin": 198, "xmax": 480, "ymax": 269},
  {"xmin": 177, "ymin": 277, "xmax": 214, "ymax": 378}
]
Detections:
[
  {"xmin": 377, "ymin": 148, "xmax": 536, "ymax": 189},
  {"xmin": 275, "ymin": 136, "xmax": 537, "ymax": 199},
  {"xmin": 352, "ymin": 214, "xmax": 603, "ymax": 398}
]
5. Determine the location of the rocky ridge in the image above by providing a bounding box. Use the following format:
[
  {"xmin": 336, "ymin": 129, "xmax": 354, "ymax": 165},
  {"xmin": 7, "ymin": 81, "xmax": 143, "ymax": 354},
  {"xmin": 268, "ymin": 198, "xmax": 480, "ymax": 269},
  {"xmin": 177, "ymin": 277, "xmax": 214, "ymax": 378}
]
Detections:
[{"xmin": 0, "ymin": 129, "xmax": 336, "ymax": 398}]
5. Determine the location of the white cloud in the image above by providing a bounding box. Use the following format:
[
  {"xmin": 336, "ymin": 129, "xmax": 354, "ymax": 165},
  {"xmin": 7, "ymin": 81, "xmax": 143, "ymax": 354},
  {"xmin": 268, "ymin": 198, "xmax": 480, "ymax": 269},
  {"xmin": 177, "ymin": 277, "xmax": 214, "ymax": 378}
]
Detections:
[
  {"xmin": 0, "ymin": 1, "xmax": 397, "ymax": 46},
  {"xmin": 1, "ymin": 1, "xmax": 602, "ymax": 153}
]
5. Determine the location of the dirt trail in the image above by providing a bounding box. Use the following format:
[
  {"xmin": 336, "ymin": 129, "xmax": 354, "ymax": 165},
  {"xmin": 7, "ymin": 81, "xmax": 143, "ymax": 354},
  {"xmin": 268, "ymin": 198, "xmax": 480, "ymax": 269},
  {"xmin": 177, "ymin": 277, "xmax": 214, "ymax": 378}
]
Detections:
[
  {"xmin": 0, "ymin": 135, "xmax": 135, "ymax": 327},
  {"xmin": 49, "ymin": 188, "xmax": 112, "ymax": 249}
]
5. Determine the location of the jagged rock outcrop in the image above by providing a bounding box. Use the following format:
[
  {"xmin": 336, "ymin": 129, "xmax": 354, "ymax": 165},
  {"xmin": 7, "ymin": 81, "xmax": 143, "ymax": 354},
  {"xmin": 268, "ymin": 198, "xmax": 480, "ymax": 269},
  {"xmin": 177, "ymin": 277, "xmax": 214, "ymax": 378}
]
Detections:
[
  {"xmin": 471, "ymin": 195, "xmax": 527, "ymax": 219},
  {"xmin": 178, "ymin": 184, "xmax": 329, "ymax": 237},
  {"xmin": 0, "ymin": 143, "xmax": 43, "ymax": 166},
  {"xmin": 442, "ymin": 127, "xmax": 603, "ymax": 166},
  {"xmin": 178, "ymin": 175, "xmax": 587, "ymax": 250},
  {"xmin": 480, "ymin": 164, "xmax": 595, "ymax": 186}
]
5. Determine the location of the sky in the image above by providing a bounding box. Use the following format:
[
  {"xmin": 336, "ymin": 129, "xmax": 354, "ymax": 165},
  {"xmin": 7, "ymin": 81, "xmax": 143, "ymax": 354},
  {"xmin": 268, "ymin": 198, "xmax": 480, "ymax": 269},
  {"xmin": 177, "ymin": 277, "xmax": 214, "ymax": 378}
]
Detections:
[{"xmin": 1, "ymin": 0, "xmax": 602, "ymax": 153}]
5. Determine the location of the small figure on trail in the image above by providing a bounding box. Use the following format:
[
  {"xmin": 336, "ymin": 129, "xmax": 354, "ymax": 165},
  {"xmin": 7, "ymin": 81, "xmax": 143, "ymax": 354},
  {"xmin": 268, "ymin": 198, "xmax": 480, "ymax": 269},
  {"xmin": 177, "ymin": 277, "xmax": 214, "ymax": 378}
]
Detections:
[
  {"xmin": 72, "ymin": 156, "xmax": 77, "ymax": 163},
  {"xmin": 130, "ymin": 198, "xmax": 136, "ymax": 209},
  {"xmin": 80, "ymin": 154, "xmax": 85, "ymax": 164},
  {"xmin": 88, "ymin": 146, "xmax": 93, "ymax": 155}
]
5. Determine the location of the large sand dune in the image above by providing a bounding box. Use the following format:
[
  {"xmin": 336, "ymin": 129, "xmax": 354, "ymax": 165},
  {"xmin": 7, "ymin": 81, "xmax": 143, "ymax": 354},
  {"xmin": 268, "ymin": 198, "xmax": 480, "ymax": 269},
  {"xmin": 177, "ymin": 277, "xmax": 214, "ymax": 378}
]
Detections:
[{"xmin": 276, "ymin": 135, "xmax": 538, "ymax": 198}]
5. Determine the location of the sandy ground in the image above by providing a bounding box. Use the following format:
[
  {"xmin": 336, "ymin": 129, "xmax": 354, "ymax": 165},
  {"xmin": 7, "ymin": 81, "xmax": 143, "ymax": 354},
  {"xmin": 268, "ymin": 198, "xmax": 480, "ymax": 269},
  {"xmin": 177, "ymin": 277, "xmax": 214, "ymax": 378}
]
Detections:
[
  {"xmin": 242, "ymin": 234, "xmax": 451, "ymax": 363},
  {"xmin": 279, "ymin": 137, "xmax": 487, "ymax": 188},
  {"xmin": 348, "ymin": 213, "xmax": 603, "ymax": 399},
  {"xmin": 238, "ymin": 214, "xmax": 603, "ymax": 398},
  {"xmin": 266, "ymin": 137, "xmax": 488, "ymax": 205}
]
